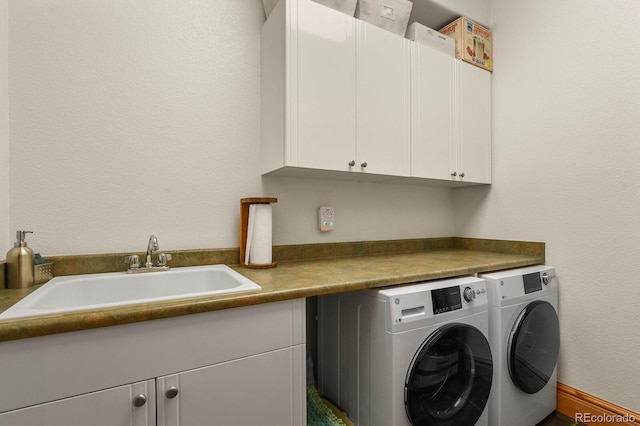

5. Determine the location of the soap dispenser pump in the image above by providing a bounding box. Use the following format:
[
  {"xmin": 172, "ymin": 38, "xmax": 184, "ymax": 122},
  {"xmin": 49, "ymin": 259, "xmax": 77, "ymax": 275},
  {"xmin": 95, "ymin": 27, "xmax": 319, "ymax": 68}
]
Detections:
[{"xmin": 6, "ymin": 230, "xmax": 35, "ymax": 289}]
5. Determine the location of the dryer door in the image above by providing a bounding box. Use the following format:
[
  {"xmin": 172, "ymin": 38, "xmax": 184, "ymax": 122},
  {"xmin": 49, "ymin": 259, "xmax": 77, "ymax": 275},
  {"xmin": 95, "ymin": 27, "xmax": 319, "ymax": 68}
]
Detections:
[
  {"xmin": 404, "ymin": 323, "xmax": 492, "ymax": 426},
  {"xmin": 508, "ymin": 300, "xmax": 560, "ymax": 394}
]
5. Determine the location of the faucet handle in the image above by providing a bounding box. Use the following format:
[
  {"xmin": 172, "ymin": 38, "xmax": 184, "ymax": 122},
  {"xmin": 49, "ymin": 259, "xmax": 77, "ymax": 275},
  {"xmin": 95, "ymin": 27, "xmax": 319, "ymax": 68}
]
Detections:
[
  {"xmin": 125, "ymin": 255, "xmax": 141, "ymax": 269},
  {"xmin": 157, "ymin": 253, "xmax": 172, "ymax": 267}
]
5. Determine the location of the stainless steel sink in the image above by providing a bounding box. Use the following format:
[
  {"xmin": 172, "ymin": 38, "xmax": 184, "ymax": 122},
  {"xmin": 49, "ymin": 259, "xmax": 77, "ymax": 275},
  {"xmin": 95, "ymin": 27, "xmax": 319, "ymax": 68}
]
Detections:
[{"xmin": 0, "ymin": 265, "xmax": 261, "ymax": 319}]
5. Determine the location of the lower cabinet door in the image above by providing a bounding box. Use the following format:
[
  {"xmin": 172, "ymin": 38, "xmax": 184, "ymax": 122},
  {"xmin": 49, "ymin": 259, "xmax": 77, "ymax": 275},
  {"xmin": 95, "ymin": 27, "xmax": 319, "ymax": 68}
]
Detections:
[
  {"xmin": 157, "ymin": 346, "xmax": 304, "ymax": 426},
  {"xmin": 0, "ymin": 380, "xmax": 155, "ymax": 426}
]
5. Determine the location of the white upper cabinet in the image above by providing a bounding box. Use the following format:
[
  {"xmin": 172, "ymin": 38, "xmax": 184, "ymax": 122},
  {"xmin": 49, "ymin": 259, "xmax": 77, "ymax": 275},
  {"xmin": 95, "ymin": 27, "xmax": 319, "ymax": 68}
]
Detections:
[
  {"xmin": 411, "ymin": 41, "xmax": 456, "ymax": 181},
  {"xmin": 262, "ymin": 0, "xmax": 410, "ymax": 179},
  {"xmin": 356, "ymin": 21, "xmax": 411, "ymax": 177},
  {"xmin": 262, "ymin": 0, "xmax": 356, "ymax": 174},
  {"xmin": 289, "ymin": 0, "xmax": 357, "ymax": 172},
  {"xmin": 411, "ymin": 44, "xmax": 491, "ymax": 184},
  {"xmin": 456, "ymin": 60, "xmax": 491, "ymax": 184},
  {"xmin": 262, "ymin": 0, "xmax": 490, "ymax": 186}
]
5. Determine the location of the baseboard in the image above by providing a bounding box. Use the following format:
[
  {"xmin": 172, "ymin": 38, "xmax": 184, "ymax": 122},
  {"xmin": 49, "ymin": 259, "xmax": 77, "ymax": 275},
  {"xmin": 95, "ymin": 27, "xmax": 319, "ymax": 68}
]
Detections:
[{"xmin": 557, "ymin": 383, "xmax": 640, "ymax": 425}]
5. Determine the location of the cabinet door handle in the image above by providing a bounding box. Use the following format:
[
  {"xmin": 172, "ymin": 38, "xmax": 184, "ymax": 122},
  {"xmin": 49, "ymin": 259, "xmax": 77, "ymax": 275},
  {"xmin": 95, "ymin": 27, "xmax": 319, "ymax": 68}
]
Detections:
[
  {"xmin": 451, "ymin": 171, "xmax": 457, "ymax": 177},
  {"xmin": 459, "ymin": 172, "xmax": 465, "ymax": 178},
  {"xmin": 360, "ymin": 162, "xmax": 367, "ymax": 168},
  {"xmin": 166, "ymin": 386, "xmax": 179, "ymax": 399},
  {"xmin": 348, "ymin": 160, "xmax": 356, "ymax": 166},
  {"xmin": 133, "ymin": 394, "xmax": 147, "ymax": 407}
]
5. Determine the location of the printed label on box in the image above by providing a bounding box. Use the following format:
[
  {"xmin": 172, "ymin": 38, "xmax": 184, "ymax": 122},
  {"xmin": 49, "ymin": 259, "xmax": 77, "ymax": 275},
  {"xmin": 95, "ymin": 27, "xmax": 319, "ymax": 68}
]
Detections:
[{"xmin": 440, "ymin": 17, "xmax": 492, "ymax": 71}]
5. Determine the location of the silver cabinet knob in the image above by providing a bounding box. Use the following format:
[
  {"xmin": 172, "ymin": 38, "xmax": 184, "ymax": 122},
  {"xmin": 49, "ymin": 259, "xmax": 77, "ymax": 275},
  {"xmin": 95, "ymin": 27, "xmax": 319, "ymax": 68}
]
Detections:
[
  {"xmin": 348, "ymin": 160, "xmax": 356, "ymax": 166},
  {"xmin": 459, "ymin": 172, "xmax": 465, "ymax": 178},
  {"xmin": 451, "ymin": 171, "xmax": 457, "ymax": 177},
  {"xmin": 133, "ymin": 394, "xmax": 147, "ymax": 407},
  {"xmin": 360, "ymin": 162, "xmax": 367, "ymax": 168},
  {"xmin": 166, "ymin": 386, "xmax": 179, "ymax": 399}
]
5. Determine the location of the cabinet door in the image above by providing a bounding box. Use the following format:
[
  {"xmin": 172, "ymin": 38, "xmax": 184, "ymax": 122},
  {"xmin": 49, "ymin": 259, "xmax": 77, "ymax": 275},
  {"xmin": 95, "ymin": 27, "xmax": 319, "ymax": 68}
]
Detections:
[
  {"xmin": 157, "ymin": 346, "xmax": 305, "ymax": 426},
  {"xmin": 356, "ymin": 21, "xmax": 411, "ymax": 176},
  {"xmin": 457, "ymin": 61, "xmax": 491, "ymax": 183},
  {"xmin": 411, "ymin": 43, "xmax": 456, "ymax": 180},
  {"xmin": 0, "ymin": 380, "xmax": 155, "ymax": 426},
  {"xmin": 292, "ymin": 0, "xmax": 356, "ymax": 171}
]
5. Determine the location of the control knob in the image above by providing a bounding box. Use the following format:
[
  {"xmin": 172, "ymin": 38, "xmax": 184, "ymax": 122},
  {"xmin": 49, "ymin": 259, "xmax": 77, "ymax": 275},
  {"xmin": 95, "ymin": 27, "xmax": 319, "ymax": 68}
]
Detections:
[
  {"xmin": 463, "ymin": 286, "xmax": 476, "ymax": 302},
  {"xmin": 542, "ymin": 272, "xmax": 553, "ymax": 285}
]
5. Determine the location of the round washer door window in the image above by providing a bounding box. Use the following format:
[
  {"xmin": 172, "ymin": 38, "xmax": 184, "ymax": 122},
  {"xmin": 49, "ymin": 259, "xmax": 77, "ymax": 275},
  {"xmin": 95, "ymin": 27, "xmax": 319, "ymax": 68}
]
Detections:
[
  {"xmin": 508, "ymin": 300, "xmax": 560, "ymax": 394},
  {"xmin": 405, "ymin": 323, "xmax": 493, "ymax": 426}
]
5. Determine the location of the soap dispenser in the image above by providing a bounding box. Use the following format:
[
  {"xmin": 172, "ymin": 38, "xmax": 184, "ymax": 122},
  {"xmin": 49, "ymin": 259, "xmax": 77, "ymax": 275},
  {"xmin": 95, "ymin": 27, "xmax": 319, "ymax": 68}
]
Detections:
[{"xmin": 6, "ymin": 230, "xmax": 35, "ymax": 289}]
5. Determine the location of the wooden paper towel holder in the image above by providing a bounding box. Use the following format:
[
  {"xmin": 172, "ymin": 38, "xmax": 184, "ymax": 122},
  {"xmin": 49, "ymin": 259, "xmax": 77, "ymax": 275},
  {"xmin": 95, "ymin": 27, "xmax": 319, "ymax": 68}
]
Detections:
[{"xmin": 239, "ymin": 197, "xmax": 277, "ymax": 268}]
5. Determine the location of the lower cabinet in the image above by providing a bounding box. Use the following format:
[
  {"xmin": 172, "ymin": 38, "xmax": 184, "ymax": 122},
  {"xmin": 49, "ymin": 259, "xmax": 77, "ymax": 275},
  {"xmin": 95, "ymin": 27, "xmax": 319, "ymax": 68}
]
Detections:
[
  {"xmin": 0, "ymin": 347, "xmax": 301, "ymax": 426},
  {"xmin": 0, "ymin": 380, "xmax": 156, "ymax": 426},
  {"xmin": 0, "ymin": 300, "xmax": 306, "ymax": 426},
  {"xmin": 157, "ymin": 347, "xmax": 300, "ymax": 426}
]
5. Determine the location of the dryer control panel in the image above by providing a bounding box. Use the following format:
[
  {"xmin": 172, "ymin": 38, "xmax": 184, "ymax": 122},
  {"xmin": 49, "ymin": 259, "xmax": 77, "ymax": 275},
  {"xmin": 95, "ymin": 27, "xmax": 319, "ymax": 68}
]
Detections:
[{"xmin": 481, "ymin": 265, "xmax": 557, "ymax": 307}]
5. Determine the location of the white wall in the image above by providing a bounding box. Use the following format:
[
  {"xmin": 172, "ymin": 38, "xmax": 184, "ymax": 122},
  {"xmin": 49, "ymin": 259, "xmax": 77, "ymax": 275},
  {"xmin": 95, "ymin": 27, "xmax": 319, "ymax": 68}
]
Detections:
[
  {"xmin": 0, "ymin": 0, "xmax": 8, "ymax": 255},
  {"xmin": 454, "ymin": 0, "xmax": 640, "ymax": 413},
  {"xmin": 6, "ymin": 0, "xmax": 452, "ymax": 256}
]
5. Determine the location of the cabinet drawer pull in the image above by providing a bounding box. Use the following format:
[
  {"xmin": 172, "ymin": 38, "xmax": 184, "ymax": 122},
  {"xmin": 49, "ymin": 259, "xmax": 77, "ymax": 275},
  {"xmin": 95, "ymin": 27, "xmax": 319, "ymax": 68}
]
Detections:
[
  {"xmin": 459, "ymin": 172, "xmax": 465, "ymax": 178},
  {"xmin": 451, "ymin": 171, "xmax": 457, "ymax": 177},
  {"xmin": 166, "ymin": 386, "xmax": 179, "ymax": 399},
  {"xmin": 348, "ymin": 160, "xmax": 356, "ymax": 166},
  {"xmin": 133, "ymin": 394, "xmax": 147, "ymax": 407},
  {"xmin": 360, "ymin": 162, "xmax": 367, "ymax": 168}
]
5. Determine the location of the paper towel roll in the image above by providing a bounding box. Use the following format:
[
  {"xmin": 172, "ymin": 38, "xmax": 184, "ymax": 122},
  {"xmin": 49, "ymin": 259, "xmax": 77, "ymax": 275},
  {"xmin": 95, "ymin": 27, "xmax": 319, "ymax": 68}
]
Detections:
[
  {"xmin": 247, "ymin": 204, "xmax": 273, "ymax": 265},
  {"xmin": 244, "ymin": 204, "xmax": 256, "ymax": 265}
]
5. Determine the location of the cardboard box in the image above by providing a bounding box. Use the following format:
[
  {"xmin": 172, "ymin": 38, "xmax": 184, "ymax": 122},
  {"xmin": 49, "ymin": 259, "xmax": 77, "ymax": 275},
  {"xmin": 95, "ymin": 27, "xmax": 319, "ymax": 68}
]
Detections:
[
  {"xmin": 356, "ymin": 0, "xmax": 413, "ymax": 36},
  {"xmin": 439, "ymin": 17, "xmax": 492, "ymax": 71},
  {"xmin": 406, "ymin": 22, "xmax": 455, "ymax": 57}
]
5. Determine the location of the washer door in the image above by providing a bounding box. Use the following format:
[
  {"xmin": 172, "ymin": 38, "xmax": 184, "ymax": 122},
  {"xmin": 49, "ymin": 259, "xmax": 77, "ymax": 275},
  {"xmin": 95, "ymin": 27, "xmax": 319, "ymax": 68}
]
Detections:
[
  {"xmin": 508, "ymin": 300, "xmax": 560, "ymax": 394},
  {"xmin": 404, "ymin": 323, "xmax": 493, "ymax": 426}
]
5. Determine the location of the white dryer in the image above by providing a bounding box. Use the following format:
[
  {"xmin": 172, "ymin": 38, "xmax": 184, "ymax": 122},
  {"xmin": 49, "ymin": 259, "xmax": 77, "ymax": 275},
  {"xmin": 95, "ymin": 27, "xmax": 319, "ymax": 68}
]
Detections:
[
  {"xmin": 318, "ymin": 277, "xmax": 493, "ymax": 426},
  {"xmin": 480, "ymin": 266, "xmax": 560, "ymax": 426}
]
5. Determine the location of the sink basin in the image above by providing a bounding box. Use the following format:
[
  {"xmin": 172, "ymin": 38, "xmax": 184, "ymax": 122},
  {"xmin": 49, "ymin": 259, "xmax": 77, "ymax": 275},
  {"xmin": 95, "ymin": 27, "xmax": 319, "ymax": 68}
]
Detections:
[{"xmin": 0, "ymin": 265, "xmax": 261, "ymax": 319}]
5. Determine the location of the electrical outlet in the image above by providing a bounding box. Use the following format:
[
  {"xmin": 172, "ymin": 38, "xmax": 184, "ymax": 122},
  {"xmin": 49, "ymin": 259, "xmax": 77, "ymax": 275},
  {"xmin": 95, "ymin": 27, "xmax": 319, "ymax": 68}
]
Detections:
[{"xmin": 318, "ymin": 206, "xmax": 335, "ymax": 232}]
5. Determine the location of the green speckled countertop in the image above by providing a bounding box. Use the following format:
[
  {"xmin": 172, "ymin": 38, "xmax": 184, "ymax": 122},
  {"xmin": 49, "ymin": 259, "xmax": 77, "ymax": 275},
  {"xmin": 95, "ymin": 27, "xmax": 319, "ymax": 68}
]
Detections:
[{"xmin": 0, "ymin": 238, "xmax": 544, "ymax": 342}]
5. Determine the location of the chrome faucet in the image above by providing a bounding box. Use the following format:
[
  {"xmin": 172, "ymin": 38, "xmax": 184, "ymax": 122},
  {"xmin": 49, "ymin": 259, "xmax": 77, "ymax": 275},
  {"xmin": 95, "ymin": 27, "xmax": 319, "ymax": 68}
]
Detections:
[
  {"xmin": 146, "ymin": 235, "xmax": 159, "ymax": 268},
  {"xmin": 124, "ymin": 235, "xmax": 172, "ymax": 274}
]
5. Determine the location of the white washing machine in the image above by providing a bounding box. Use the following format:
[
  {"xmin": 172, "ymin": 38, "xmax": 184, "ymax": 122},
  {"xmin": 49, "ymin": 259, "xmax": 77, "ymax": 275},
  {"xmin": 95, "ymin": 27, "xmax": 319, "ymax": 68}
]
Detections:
[
  {"xmin": 318, "ymin": 276, "xmax": 493, "ymax": 426},
  {"xmin": 480, "ymin": 266, "xmax": 560, "ymax": 426}
]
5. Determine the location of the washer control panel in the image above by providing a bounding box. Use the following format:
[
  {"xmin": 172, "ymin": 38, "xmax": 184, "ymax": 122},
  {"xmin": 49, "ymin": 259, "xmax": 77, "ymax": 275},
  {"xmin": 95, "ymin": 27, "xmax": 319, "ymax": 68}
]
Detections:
[
  {"xmin": 379, "ymin": 277, "xmax": 488, "ymax": 325},
  {"xmin": 431, "ymin": 285, "xmax": 463, "ymax": 314}
]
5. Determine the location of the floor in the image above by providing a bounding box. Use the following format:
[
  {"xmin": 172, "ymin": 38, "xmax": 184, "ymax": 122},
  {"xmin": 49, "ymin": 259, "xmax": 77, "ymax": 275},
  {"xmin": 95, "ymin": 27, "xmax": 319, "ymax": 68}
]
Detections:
[{"xmin": 537, "ymin": 412, "xmax": 586, "ymax": 426}]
